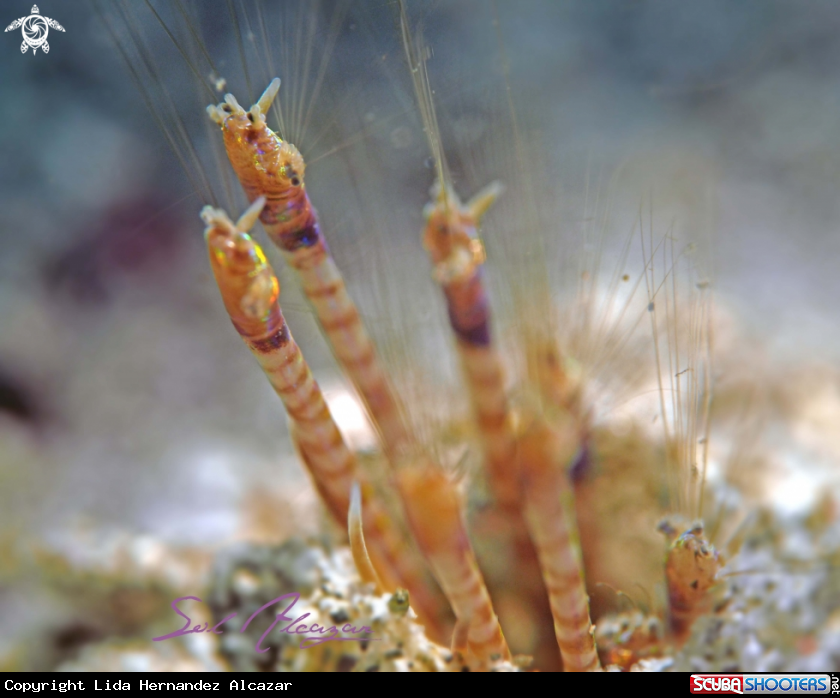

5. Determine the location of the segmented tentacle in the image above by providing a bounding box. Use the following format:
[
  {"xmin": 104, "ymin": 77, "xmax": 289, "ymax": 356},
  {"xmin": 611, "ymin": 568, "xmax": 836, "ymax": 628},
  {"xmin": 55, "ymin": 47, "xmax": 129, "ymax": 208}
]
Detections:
[
  {"xmin": 201, "ymin": 199, "xmax": 447, "ymax": 637},
  {"xmin": 518, "ymin": 415, "xmax": 601, "ymax": 672},
  {"xmin": 202, "ymin": 200, "xmax": 354, "ymax": 520},
  {"xmin": 207, "ymin": 81, "xmax": 411, "ymax": 462},
  {"xmin": 398, "ymin": 463, "xmax": 511, "ymax": 667},
  {"xmin": 422, "ymin": 181, "xmax": 521, "ymax": 509}
]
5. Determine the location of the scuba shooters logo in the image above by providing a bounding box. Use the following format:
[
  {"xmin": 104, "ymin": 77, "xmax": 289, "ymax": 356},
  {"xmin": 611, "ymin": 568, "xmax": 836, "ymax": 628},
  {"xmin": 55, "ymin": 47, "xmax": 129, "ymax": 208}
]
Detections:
[
  {"xmin": 5, "ymin": 5, "xmax": 64, "ymax": 55},
  {"xmin": 691, "ymin": 675, "xmax": 833, "ymax": 695}
]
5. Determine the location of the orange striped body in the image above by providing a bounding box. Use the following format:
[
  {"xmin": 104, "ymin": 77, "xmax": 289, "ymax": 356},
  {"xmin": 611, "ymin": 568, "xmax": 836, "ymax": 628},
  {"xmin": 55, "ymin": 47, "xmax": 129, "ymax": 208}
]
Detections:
[
  {"xmin": 203, "ymin": 204, "xmax": 355, "ymax": 523},
  {"xmin": 398, "ymin": 465, "xmax": 511, "ymax": 666},
  {"xmin": 518, "ymin": 415, "xmax": 601, "ymax": 672},
  {"xmin": 423, "ymin": 183, "xmax": 520, "ymax": 509},
  {"xmin": 423, "ymin": 183, "xmax": 554, "ymax": 660},
  {"xmin": 208, "ymin": 84, "xmax": 410, "ymax": 461},
  {"xmin": 201, "ymin": 203, "xmax": 446, "ymax": 634}
]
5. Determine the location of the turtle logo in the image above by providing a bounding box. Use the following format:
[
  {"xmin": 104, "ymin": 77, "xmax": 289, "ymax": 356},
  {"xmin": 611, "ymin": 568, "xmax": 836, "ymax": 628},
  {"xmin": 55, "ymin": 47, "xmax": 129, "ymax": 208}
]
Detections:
[{"xmin": 5, "ymin": 5, "xmax": 64, "ymax": 55}]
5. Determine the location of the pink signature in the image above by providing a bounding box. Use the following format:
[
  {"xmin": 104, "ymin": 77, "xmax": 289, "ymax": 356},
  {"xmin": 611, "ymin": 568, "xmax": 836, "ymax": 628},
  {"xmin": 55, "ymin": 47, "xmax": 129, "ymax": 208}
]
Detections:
[{"xmin": 153, "ymin": 593, "xmax": 378, "ymax": 651}]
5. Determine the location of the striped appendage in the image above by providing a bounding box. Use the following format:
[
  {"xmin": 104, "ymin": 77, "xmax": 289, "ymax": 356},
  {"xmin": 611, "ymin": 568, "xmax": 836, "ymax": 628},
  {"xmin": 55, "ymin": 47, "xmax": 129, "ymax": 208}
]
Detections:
[
  {"xmin": 202, "ymin": 201, "xmax": 354, "ymax": 521},
  {"xmin": 422, "ymin": 182, "xmax": 549, "ymax": 653},
  {"xmin": 422, "ymin": 182, "xmax": 520, "ymax": 509},
  {"xmin": 201, "ymin": 201, "xmax": 446, "ymax": 634},
  {"xmin": 207, "ymin": 80, "xmax": 411, "ymax": 461},
  {"xmin": 398, "ymin": 465, "xmax": 511, "ymax": 667},
  {"xmin": 518, "ymin": 416, "xmax": 601, "ymax": 672}
]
